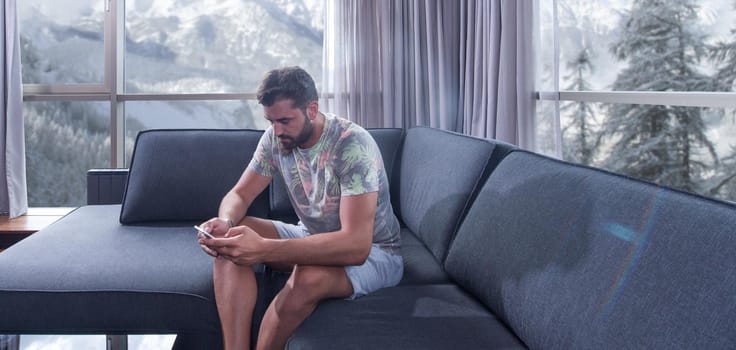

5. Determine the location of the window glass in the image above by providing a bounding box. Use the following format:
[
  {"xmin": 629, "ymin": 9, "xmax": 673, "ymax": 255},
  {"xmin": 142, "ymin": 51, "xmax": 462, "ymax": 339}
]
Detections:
[
  {"xmin": 536, "ymin": 0, "xmax": 556, "ymax": 92},
  {"xmin": 559, "ymin": 101, "xmax": 736, "ymax": 202},
  {"xmin": 124, "ymin": 100, "xmax": 268, "ymax": 165},
  {"xmin": 124, "ymin": 0, "xmax": 325, "ymax": 93},
  {"xmin": 18, "ymin": 0, "xmax": 105, "ymax": 85},
  {"xmin": 19, "ymin": 334, "xmax": 107, "ymax": 349},
  {"xmin": 24, "ymin": 101, "xmax": 110, "ymax": 207},
  {"xmin": 535, "ymin": 99, "xmax": 560, "ymax": 157},
  {"xmin": 128, "ymin": 334, "xmax": 177, "ymax": 350},
  {"xmin": 557, "ymin": 0, "xmax": 736, "ymax": 92}
]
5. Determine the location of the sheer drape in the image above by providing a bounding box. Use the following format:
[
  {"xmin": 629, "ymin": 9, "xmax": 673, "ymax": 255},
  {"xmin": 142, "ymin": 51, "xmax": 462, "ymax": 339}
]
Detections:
[
  {"xmin": 0, "ymin": 0, "xmax": 27, "ymax": 218},
  {"xmin": 0, "ymin": 334, "xmax": 18, "ymax": 350},
  {"xmin": 322, "ymin": 0, "xmax": 535, "ymax": 149},
  {"xmin": 461, "ymin": 0, "xmax": 535, "ymax": 148}
]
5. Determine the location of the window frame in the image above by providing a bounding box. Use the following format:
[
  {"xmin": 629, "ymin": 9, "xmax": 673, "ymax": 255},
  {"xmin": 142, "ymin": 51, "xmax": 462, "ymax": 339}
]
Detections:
[
  {"xmin": 20, "ymin": 0, "xmax": 272, "ymax": 168},
  {"xmin": 538, "ymin": 91, "xmax": 736, "ymax": 109}
]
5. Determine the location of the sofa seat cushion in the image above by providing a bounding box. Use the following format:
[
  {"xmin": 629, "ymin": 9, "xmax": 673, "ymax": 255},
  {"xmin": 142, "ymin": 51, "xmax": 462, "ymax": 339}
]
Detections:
[
  {"xmin": 0, "ymin": 205, "xmax": 220, "ymax": 334},
  {"xmin": 287, "ymin": 284, "xmax": 526, "ymax": 350},
  {"xmin": 399, "ymin": 228, "xmax": 450, "ymax": 285}
]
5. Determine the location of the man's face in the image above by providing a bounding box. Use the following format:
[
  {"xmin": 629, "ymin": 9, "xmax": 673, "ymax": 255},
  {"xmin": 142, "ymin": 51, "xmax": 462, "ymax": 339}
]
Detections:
[{"xmin": 263, "ymin": 98, "xmax": 314, "ymax": 150}]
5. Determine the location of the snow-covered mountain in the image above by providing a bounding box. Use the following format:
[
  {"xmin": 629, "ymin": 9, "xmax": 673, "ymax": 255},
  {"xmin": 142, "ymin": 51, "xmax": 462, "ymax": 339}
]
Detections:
[
  {"xmin": 124, "ymin": 0, "xmax": 323, "ymax": 93},
  {"xmin": 21, "ymin": 0, "xmax": 324, "ymax": 94}
]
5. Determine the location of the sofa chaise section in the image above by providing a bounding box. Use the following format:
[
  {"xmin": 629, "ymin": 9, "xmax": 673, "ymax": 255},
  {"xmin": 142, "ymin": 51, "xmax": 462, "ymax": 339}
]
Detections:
[
  {"xmin": 0, "ymin": 205, "xmax": 220, "ymax": 334},
  {"xmin": 0, "ymin": 129, "xmax": 275, "ymax": 343}
]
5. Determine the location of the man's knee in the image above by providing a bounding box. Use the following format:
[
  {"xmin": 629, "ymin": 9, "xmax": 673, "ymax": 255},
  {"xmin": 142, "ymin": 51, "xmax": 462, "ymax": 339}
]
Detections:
[
  {"xmin": 284, "ymin": 265, "xmax": 352, "ymax": 304},
  {"xmin": 275, "ymin": 266, "xmax": 343, "ymax": 313},
  {"xmin": 284, "ymin": 266, "xmax": 329, "ymax": 300},
  {"xmin": 213, "ymin": 257, "xmax": 258, "ymax": 280}
]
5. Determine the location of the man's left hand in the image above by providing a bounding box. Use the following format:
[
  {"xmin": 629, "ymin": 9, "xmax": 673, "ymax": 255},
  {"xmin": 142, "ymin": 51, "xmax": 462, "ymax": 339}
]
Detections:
[{"xmin": 201, "ymin": 225, "xmax": 268, "ymax": 266}]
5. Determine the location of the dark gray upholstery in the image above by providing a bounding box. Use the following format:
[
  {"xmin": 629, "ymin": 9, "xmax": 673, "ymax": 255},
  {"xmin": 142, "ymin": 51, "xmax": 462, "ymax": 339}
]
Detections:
[
  {"xmin": 0, "ymin": 205, "xmax": 220, "ymax": 334},
  {"xmin": 285, "ymin": 128, "xmax": 512, "ymax": 349},
  {"xmin": 398, "ymin": 127, "xmax": 495, "ymax": 263},
  {"xmin": 120, "ymin": 129, "xmax": 269, "ymax": 223},
  {"xmin": 288, "ymin": 284, "xmax": 525, "ymax": 350},
  {"xmin": 398, "ymin": 229, "xmax": 450, "ymax": 285},
  {"xmin": 87, "ymin": 169, "xmax": 129, "ymax": 205},
  {"xmin": 445, "ymin": 150, "xmax": 736, "ymax": 349}
]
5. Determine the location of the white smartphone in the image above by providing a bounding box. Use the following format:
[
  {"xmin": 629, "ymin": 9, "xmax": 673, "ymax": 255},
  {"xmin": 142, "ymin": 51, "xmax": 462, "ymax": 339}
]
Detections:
[{"xmin": 193, "ymin": 225, "xmax": 215, "ymax": 239}]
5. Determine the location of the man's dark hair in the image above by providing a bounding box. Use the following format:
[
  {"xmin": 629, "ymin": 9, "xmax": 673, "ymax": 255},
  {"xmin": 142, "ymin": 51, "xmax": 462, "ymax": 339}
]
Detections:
[{"xmin": 256, "ymin": 66, "xmax": 318, "ymax": 110}]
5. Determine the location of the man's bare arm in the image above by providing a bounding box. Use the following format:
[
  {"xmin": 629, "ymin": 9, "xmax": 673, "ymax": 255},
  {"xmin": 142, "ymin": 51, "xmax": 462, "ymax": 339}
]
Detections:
[
  {"xmin": 198, "ymin": 168, "xmax": 271, "ymax": 257},
  {"xmin": 219, "ymin": 167, "xmax": 271, "ymax": 225},
  {"xmin": 207, "ymin": 191, "xmax": 377, "ymax": 266}
]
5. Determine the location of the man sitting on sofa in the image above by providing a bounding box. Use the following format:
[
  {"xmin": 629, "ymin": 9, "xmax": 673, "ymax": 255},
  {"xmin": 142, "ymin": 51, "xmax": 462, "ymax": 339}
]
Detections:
[{"xmin": 198, "ymin": 66, "xmax": 403, "ymax": 350}]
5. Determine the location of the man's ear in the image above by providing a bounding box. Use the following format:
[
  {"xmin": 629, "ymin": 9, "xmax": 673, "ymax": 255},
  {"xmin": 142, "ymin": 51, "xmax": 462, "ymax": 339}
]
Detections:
[{"xmin": 307, "ymin": 101, "xmax": 319, "ymax": 120}]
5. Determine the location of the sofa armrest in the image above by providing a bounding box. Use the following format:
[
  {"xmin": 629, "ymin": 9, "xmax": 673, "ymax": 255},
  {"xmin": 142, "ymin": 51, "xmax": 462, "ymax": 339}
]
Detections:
[{"xmin": 87, "ymin": 168, "xmax": 129, "ymax": 205}]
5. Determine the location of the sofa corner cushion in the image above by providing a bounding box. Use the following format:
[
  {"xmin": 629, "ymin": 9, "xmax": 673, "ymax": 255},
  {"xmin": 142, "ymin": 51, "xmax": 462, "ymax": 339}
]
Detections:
[
  {"xmin": 120, "ymin": 129, "xmax": 269, "ymax": 223},
  {"xmin": 398, "ymin": 228, "xmax": 450, "ymax": 285},
  {"xmin": 444, "ymin": 150, "xmax": 736, "ymax": 349},
  {"xmin": 286, "ymin": 284, "xmax": 526, "ymax": 350},
  {"xmin": 399, "ymin": 127, "xmax": 494, "ymax": 262}
]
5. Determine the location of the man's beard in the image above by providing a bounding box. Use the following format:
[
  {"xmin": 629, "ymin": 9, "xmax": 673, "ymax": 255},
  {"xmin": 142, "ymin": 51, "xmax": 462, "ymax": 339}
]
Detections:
[{"xmin": 279, "ymin": 115, "xmax": 314, "ymax": 151}]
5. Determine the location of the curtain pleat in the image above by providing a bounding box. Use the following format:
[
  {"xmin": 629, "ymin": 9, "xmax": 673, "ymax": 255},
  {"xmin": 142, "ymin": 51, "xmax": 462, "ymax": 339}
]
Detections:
[
  {"xmin": 0, "ymin": 334, "xmax": 20, "ymax": 350},
  {"xmin": 1, "ymin": 0, "xmax": 27, "ymax": 218},
  {"xmin": 322, "ymin": 0, "xmax": 534, "ymax": 149}
]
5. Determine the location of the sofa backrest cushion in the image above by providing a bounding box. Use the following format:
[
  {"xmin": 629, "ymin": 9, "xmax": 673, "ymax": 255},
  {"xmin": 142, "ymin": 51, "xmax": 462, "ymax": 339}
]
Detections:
[
  {"xmin": 445, "ymin": 150, "xmax": 736, "ymax": 349},
  {"xmin": 399, "ymin": 127, "xmax": 495, "ymax": 263},
  {"xmin": 120, "ymin": 129, "xmax": 269, "ymax": 224},
  {"xmin": 269, "ymin": 128, "xmax": 404, "ymax": 223}
]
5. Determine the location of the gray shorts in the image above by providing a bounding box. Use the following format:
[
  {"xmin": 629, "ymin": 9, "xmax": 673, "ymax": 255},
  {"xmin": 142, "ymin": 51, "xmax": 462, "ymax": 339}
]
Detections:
[{"xmin": 272, "ymin": 221, "xmax": 403, "ymax": 299}]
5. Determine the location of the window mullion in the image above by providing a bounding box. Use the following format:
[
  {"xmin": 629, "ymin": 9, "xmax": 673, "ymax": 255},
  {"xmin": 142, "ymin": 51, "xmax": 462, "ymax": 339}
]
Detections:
[{"xmin": 107, "ymin": 0, "xmax": 125, "ymax": 168}]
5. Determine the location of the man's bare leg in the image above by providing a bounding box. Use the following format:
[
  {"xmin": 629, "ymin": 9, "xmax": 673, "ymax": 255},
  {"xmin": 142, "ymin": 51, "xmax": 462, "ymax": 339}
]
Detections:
[
  {"xmin": 213, "ymin": 216, "xmax": 282, "ymax": 350},
  {"xmin": 214, "ymin": 258, "xmax": 257, "ymax": 350},
  {"xmin": 256, "ymin": 265, "xmax": 353, "ymax": 350}
]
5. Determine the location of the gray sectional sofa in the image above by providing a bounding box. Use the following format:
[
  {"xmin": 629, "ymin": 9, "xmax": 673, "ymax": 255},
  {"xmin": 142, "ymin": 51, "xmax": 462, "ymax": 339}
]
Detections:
[{"xmin": 1, "ymin": 127, "xmax": 734, "ymax": 349}]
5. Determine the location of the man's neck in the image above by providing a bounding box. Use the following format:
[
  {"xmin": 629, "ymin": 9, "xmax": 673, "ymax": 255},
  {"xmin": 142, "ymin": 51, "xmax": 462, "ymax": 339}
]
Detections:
[{"xmin": 299, "ymin": 112, "xmax": 325, "ymax": 150}]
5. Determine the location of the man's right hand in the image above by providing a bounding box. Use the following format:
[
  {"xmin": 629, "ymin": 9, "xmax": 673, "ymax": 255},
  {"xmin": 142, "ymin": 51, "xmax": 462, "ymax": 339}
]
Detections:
[{"xmin": 198, "ymin": 217, "xmax": 233, "ymax": 257}]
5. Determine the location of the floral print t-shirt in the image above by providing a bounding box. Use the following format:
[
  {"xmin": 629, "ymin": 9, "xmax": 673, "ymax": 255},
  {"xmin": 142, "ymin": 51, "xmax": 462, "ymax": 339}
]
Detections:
[{"xmin": 248, "ymin": 113, "xmax": 401, "ymax": 255}]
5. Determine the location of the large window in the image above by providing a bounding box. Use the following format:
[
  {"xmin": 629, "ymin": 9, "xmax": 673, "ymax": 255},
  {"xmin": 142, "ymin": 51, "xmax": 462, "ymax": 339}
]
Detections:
[
  {"xmin": 537, "ymin": 0, "xmax": 736, "ymax": 202},
  {"xmin": 20, "ymin": 0, "xmax": 324, "ymax": 207}
]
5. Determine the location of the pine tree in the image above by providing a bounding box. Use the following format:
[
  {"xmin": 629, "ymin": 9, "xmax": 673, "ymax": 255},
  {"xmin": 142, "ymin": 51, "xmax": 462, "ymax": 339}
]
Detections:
[
  {"xmin": 25, "ymin": 101, "xmax": 110, "ymax": 207},
  {"xmin": 706, "ymin": 1, "xmax": 736, "ymax": 200},
  {"xmin": 561, "ymin": 48, "xmax": 600, "ymax": 165},
  {"xmin": 602, "ymin": 0, "xmax": 717, "ymax": 193},
  {"xmin": 710, "ymin": 1, "xmax": 736, "ymax": 91},
  {"xmin": 707, "ymin": 145, "xmax": 736, "ymax": 199}
]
